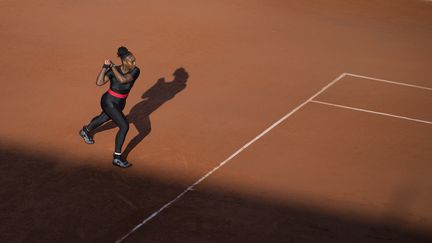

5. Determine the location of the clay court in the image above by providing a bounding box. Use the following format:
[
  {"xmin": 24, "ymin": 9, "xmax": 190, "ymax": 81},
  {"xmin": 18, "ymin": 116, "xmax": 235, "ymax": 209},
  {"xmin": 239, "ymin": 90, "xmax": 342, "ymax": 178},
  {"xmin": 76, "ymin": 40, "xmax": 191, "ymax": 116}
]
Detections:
[{"xmin": 1, "ymin": 0, "xmax": 431, "ymax": 242}]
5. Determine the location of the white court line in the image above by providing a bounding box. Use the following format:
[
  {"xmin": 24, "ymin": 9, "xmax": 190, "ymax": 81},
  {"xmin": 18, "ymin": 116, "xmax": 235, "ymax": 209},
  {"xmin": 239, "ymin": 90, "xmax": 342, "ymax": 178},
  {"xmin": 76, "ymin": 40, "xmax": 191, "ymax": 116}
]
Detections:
[
  {"xmin": 345, "ymin": 73, "xmax": 432, "ymax": 91},
  {"xmin": 311, "ymin": 100, "xmax": 432, "ymax": 125},
  {"xmin": 114, "ymin": 73, "xmax": 348, "ymax": 243}
]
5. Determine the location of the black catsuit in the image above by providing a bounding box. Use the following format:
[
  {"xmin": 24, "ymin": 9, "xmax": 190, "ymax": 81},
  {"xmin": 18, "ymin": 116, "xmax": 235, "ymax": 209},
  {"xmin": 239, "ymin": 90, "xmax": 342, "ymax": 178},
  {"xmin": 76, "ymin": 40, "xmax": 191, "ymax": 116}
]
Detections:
[{"xmin": 86, "ymin": 66, "xmax": 140, "ymax": 153}]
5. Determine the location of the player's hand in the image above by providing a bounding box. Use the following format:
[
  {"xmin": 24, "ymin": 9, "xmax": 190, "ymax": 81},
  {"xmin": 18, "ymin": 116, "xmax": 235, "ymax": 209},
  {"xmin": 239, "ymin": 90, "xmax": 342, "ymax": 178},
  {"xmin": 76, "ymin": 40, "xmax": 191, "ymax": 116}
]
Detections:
[
  {"xmin": 110, "ymin": 60, "xmax": 116, "ymax": 68},
  {"xmin": 102, "ymin": 59, "xmax": 110, "ymax": 68}
]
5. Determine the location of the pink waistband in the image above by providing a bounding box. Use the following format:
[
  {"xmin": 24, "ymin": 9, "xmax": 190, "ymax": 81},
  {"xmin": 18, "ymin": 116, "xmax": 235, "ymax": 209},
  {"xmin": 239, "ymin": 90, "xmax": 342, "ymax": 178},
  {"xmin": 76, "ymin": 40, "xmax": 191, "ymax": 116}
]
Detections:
[{"xmin": 108, "ymin": 89, "xmax": 129, "ymax": 99}]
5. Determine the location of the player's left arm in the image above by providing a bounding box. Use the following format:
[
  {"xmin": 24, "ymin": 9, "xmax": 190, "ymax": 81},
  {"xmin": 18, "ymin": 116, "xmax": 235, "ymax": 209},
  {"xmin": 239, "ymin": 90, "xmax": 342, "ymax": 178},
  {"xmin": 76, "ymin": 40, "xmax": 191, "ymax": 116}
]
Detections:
[{"xmin": 110, "ymin": 65, "xmax": 139, "ymax": 84}]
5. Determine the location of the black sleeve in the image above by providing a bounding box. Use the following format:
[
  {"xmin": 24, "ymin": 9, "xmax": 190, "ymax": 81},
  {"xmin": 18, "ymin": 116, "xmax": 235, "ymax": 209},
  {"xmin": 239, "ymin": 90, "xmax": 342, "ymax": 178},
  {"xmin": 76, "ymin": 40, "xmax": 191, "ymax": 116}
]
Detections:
[
  {"xmin": 130, "ymin": 68, "xmax": 140, "ymax": 81},
  {"xmin": 106, "ymin": 69, "xmax": 114, "ymax": 79}
]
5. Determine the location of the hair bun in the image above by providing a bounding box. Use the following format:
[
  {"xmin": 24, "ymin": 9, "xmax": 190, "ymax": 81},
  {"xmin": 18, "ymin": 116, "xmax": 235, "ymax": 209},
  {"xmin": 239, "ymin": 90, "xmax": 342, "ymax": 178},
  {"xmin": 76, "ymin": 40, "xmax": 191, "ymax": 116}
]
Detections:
[{"xmin": 117, "ymin": 46, "xmax": 130, "ymax": 58}]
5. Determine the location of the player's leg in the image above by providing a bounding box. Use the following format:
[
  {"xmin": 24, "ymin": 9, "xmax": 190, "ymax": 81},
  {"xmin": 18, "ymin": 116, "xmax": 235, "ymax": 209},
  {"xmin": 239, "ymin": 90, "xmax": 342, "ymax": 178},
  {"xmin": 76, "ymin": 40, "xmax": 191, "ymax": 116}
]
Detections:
[
  {"xmin": 103, "ymin": 103, "xmax": 131, "ymax": 168},
  {"xmin": 79, "ymin": 111, "xmax": 111, "ymax": 144}
]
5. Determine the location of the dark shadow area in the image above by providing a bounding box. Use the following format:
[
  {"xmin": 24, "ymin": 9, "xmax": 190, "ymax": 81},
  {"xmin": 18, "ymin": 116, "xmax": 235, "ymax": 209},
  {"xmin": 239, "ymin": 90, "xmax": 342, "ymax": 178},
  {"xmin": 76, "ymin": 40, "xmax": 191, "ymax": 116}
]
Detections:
[
  {"xmin": 128, "ymin": 187, "xmax": 432, "ymax": 243},
  {"xmin": 91, "ymin": 67, "xmax": 189, "ymax": 159},
  {"xmin": 1, "ymin": 142, "xmax": 431, "ymax": 243}
]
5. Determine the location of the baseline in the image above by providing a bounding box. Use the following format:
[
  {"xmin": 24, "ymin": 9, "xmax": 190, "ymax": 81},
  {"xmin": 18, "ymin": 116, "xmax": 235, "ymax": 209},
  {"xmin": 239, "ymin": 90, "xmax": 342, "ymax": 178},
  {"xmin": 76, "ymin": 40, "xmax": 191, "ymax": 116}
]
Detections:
[
  {"xmin": 345, "ymin": 73, "xmax": 432, "ymax": 91},
  {"xmin": 310, "ymin": 100, "xmax": 432, "ymax": 125}
]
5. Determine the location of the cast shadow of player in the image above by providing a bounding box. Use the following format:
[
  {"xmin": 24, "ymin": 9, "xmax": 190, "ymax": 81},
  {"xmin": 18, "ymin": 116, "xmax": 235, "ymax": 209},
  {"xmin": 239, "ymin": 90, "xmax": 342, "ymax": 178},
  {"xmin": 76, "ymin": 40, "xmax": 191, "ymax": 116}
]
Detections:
[{"xmin": 92, "ymin": 67, "xmax": 189, "ymax": 159}]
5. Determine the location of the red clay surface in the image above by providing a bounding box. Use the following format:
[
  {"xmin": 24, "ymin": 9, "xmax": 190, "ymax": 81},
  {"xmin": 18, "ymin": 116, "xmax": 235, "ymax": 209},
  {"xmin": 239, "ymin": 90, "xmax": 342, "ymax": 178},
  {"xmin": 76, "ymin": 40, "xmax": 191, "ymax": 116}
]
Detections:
[{"xmin": 1, "ymin": 0, "xmax": 431, "ymax": 242}]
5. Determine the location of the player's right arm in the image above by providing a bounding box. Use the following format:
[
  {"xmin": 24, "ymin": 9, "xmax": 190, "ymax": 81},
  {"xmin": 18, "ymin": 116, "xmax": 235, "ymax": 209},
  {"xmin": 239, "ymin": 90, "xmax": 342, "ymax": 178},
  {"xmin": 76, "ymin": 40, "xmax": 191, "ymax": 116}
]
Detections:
[{"xmin": 96, "ymin": 59, "xmax": 112, "ymax": 86}]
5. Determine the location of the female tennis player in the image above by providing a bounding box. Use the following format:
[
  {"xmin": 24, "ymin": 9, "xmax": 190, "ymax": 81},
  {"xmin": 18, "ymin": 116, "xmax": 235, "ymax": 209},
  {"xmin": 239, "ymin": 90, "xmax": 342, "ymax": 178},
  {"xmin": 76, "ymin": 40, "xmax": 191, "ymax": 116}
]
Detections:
[{"xmin": 79, "ymin": 46, "xmax": 140, "ymax": 168}]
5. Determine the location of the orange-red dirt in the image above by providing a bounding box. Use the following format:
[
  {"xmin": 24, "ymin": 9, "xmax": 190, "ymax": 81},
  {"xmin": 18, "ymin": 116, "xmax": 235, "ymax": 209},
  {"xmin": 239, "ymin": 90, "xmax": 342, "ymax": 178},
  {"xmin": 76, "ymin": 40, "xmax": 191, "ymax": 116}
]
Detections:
[{"xmin": 1, "ymin": 0, "xmax": 431, "ymax": 242}]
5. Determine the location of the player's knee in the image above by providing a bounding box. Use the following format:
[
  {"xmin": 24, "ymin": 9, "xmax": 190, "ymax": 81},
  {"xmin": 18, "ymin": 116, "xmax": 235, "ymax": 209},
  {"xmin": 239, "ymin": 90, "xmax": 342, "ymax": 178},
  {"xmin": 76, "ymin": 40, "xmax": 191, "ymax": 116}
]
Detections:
[{"xmin": 119, "ymin": 122, "xmax": 129, "ymax": 132}]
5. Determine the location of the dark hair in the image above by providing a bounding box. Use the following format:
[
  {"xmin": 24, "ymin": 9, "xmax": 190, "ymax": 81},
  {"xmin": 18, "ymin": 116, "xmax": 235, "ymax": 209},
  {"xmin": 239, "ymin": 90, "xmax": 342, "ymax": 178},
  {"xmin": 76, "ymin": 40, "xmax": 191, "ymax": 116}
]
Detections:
[{"xmin": 117, "ymin": 46, "xmax": 132, "ymax": 59}]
